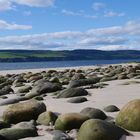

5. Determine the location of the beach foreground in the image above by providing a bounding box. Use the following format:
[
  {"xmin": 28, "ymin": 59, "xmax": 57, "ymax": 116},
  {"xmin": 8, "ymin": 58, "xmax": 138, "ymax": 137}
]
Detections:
[{"xmin": 0, "ymin": 63, "xmax": 140, "ymax": 140}]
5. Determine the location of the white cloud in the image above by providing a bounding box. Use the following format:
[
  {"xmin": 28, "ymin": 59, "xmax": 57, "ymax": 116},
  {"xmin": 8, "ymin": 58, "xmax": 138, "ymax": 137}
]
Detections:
[
  {"xmin": 0, "ymin": 21, "xmax": 140, "ymax": 50},
  {"xmin": 87, "ymin": 21, "xmax": 140, "ymax": 36},
  {"xmin": 0, "ymin": 0, "xmax": 55, "ymax": 11},
  {"xmin": 0, "ymin": 19, "xmax": 32, "ymax": 30},
  {"xmin": 97, "ymin": 45, "xmax": 135, "ymax": 50},
  {"xmin": 79, "ymin": 37, "xmax": 127, "ymax": 46},
  {"xmin": 12, "ymin": 0, "xmax": 55, "ymax": 7},
  {"xmin": 104, "ymin": 11, "xmax": 125, "ymax": 17},
  {"xmin": 92, "ymin": 2, "xmax": 106, "ymax": 11},
  {"xmin": 0, "ymin": 0, "xmax": 13, "ymax": 11},
  {"xmin": 61, "ymin": 9, "xmax": 97, "ymax": 19}
]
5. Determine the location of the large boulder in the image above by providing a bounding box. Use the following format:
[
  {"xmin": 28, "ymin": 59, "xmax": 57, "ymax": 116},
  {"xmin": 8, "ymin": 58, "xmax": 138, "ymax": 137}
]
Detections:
[
  {"xmin": 116, "ymin": 99, "xmax": 140, "ymax": 131},
  {"xmin": 0, "ymin": 120, "xmax": 37, "ymax": 140},
  {"xmin": 37, "ymin": 111, "xmax": 58, "ymax": 126},
  {"xmin": 56, "ymin": 88, "xmax": 88, "ymax": 98},
  {"xmin": 77, "ymin": 119, "xmax": 129, "ymax": 140},
  {"xmin": 55, "ymin": 113, "xmax": 89, "ymax": 131},
  {"xmin": 26, "ymin": 82, "xmax": 62, "ymax": 98},
  {"xmin": 80, "ymin": 107, "xmax": 107, "ymax": 120},
  {"xmin": 68, "ymin": 78, "xmax": 100, "ymax": 88},
  {"xmin": 3, "ymin": 100, "xmax": 46, "ymax": 124}
]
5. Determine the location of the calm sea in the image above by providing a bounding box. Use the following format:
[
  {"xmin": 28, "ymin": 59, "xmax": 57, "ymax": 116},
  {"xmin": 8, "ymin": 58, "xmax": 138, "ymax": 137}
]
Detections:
[{"xmin": 0, "ymin": 59, "xmax": 140, "ymax": 71}]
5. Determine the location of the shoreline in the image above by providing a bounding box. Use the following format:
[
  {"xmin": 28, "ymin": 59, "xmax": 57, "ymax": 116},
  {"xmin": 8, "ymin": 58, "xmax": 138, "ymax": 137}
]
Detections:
[{"xmin": 0, "ymin": 62, "xmax": 138, "ymax": 75}]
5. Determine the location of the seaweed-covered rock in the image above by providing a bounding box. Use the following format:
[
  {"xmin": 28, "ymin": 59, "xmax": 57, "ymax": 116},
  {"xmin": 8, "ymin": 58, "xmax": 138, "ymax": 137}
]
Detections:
[
  {"xmin": 77, "ymin": 119, "xmax": 129, "ymax": 140},
  {"xmin": 104, "ymin": 105, "xmax": 120, "ymax": 112},
  {"xmin": 67, "ymin": 97, "xmax": 87, "ymax": 103},
  {"xmin": 56, "ymin": 88, "xmax": 88, "ymax": 98},
  {"xmin": 68, "ymin": 78, "xmax": 100, "ymax": 88},
  {"xmin": 71, "ymin": 73, "xmax": 85, "ymax": 81},
  {"xmin": 116, "ymin": 99, "xmax": 140, "ymax": 131},
  {"xmin": 3, "ymin": 100, "xmax": 46, "ymax": 124},
  {"xmin": 37, "ymin": 111, "xmax": 58, "ymax": 126},
  {"xmin": 55, "ymin": 113, "xmax": 89, "ymax": 131},
  {"xmin": 17, "ymin": 85, "xmax": 32, "ymax": 93},
  {"xmin": 50, "ymin": 130, "xmax": 72, "ymax": 140},
  {"xmin": 80, "ymin": 107, "xmax": 107, "ymax": 120},
  {"xmin": 0, "ymin": 86, "xmax": 13, "ymax": 96},
  {"xmin": 26, "ymin": 82, "xmax": 62, "ymax": 98},
  {"xmin": 36, "ymin": 82, "xmax": 62, "ymax": 94},
  {"xmin": 0, "ymin": 120, "xmax": 37, "ymax": 140}
]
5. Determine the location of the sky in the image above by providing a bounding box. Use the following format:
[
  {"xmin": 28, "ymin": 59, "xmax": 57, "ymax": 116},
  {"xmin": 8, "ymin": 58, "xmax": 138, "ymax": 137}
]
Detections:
[{"xmin": 0, "ymin": 0, "xmax": 140, "ymax": 50}]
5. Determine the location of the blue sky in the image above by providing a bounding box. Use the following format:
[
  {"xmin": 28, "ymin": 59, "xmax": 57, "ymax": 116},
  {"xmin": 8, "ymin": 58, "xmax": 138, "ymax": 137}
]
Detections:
[{"xmin": 0, "ymin": 0, "xmax": 140, "ymax": 50}]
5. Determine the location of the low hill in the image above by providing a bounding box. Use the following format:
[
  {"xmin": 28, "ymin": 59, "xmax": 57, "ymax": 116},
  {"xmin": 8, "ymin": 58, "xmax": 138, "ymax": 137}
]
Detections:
[{"xmin": 0, "ymin": 49, "xmax": 139, "ymax": 62}]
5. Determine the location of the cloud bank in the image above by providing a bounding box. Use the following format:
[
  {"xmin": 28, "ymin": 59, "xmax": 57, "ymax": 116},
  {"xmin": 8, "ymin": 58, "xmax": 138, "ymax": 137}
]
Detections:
[{"xmin": 0, "ymin": 21, "xmax": 139, "ymax": 50}]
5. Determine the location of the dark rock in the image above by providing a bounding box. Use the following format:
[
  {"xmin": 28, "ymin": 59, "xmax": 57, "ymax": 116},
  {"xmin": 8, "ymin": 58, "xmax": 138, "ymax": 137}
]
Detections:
[
  {"xmin": 37, "ymin": 111, "xmax": 58, "ymax": 126},
  {"xmin": 67, "ymin": 97, "xmax": 88, "ymax": 103},
  {"xmin": 80, "ymin": 107, "xmax": 107, "ymax": 120},
  {"xmin": 3, "ymin": 100, "xmax": 46, "ymax": 124},
  {"xmin": 55, "ymin": 113, "xmax": 89, "ymax": 131},
  {"xmin": 68, "ymin": 78, "xmax": 100, "ymax": 88},
  {"xmin": 104, "ymin": 105, "xmax": 120, "ymax": 112},
  {"xmin": 77, "ymin": 119, "xmax": 129, "ymax": 140},
  {"xmin": 56, "ymin": 88, "xmax": 88, "ymax": 98}
]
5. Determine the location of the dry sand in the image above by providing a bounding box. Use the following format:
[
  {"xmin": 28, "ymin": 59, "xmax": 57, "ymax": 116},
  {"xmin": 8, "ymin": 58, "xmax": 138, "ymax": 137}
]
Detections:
[{"xmin": 0, "ymin": 64, "xmax": 139, "ymax": 140}]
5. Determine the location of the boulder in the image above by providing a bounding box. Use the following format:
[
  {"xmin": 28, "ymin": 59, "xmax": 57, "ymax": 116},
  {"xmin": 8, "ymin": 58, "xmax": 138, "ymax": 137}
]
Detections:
[
  {"xmin": 35, "ymin": 82, "xmax": 62, "ymax": 94},
  {"xmin": 80, "ymin": 107, "xmax": 107, "ymax": 120},
  {"xmin": 56, "ymin": 88, "xmax": 88, "ymax": 98},
  {"xmin": 25, "ymin": 82, "xmax": 62, "ymax": 99},
  {"xmin": 77, "ymin": 119, "xmax": 129, "ymax": 140},
  {"xmin": 67, "ymin": 97, "xmax": 87, "ymax": 103},
  {"xmin": 0, "ymin": 120, "xmax": 37, "ymax": 140},
  {"xmin": 116, "ymin": 99, "xmax": 140, "ymax": 131},
  {"xmin": 68, "ymin": 78, "xmax": 100, "ymax": 88},
  {"xmin": 104, "ymin": 105, "xmax": 120, "ymax": 112},
  {"xmin": 3, "ymin": 100, "xmax": 46, "ymax": 124},
  {"xmin": 55, "ymin": 113, "xmax": 89, "ymax": 131},
  {"xmin": 37, "ymin": 111, "xmax": 58, "ymax": 126}
]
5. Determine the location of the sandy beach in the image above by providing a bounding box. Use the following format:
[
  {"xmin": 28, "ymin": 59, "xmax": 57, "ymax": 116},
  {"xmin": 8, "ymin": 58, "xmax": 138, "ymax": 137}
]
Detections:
[{"xmin": 0, "ymin": 63, "xmax": 140, "ymax": 140}]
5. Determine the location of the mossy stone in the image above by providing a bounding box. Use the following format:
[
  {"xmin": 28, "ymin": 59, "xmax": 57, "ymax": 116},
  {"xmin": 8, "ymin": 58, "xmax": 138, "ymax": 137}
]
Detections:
[
  {"xmin": 80, "ymin": 107, "xmax": 107, "ymax": 120},
  {"xmin": 3, "ymin": 100, "xmax": 46, "ymax": 124},
  {"xmin": 37, "ymin": 111, "xmax": 58, "ymax": 126},
  {"xmin": 77, "ymin": 119, "xmax": 128, "ymax": 140},
  {"xmin": 116, "ymin": 99, "xmax": 140, "ymax": 131},
  {"xmin": 104, "ymin": 105, "xmax": 120, "ymax": 112},
  {"xmin": 55, "ymin": 113, "xmax": 89, "ymax": 131}
]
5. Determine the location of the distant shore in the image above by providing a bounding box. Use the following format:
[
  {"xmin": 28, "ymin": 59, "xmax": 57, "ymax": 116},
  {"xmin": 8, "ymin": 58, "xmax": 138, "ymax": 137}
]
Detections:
[{"xmin": 0, "ymin": 62, "xmax": 138, "ymax": 75}]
